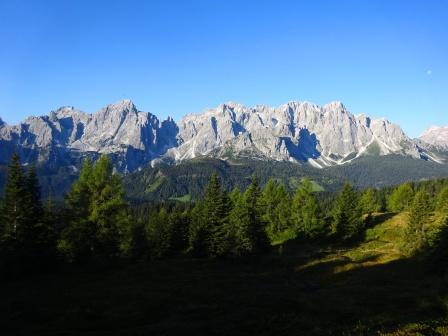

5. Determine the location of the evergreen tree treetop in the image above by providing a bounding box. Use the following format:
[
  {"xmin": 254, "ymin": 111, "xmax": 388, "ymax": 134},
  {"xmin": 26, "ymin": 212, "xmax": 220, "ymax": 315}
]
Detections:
[{"xmin": 331, "ymin": 182, "xmax": 362, "ymax": 241}]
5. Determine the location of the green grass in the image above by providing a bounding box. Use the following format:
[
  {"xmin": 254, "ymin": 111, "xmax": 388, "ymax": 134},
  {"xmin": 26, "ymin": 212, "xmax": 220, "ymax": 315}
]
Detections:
[
  {"xmin": 144, "ymin": 176, "xmax": 165, "ymax": 194},
  {"xmin": 1, "ymin": 212, "xmax": 448, "ymax": 335},
  {"xmin": 169, "ymin": 194, "xmax": 192, "ymax": 202},
  {"xmin": 288, "ymin": 177, "xmax": 324, "ymax": 192}
]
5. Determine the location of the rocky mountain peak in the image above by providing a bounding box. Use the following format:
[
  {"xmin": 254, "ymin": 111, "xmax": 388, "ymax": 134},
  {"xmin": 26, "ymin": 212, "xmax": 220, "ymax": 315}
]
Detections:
[
  {"xmin": 169, "ymin": 100, "xmax": 439, "ymax": 167},
  {"xmin": 420, "ymin": 125, "xmax": 448, "ymax": 148},
  {"xmin": 0, "ymin": 99, "xmax": 445, "ymax": 171},
  {"xmin": 106, "ymin": 99, "xmax": 136, "ymax": 112}
]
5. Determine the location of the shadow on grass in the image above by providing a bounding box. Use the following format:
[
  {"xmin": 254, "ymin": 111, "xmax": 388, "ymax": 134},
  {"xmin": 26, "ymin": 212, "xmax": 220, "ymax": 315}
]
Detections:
[
  {"xmin": 0, "ymin": 250, "xmax": 446, "ymax": 336},
  {"xmin": 364, "ymin": 212, "xmax": 397, "ymax": 229}
]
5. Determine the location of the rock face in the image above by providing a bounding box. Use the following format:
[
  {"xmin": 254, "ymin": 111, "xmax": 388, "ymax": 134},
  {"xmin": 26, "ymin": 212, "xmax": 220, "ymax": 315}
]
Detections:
[
  {"xmin": 0, "ymin": 100, "xmax": 178, "ymax": 172},
  {"xmin": 0, "ymin": 99, "xmax": 444, "ymax": 171},
  {"xmin": 420, "ymin": 126, "xmax": 448, "ymax": 149},
  {"xmin": 169, "ymin": 101, "xmax": 437, "ymax": 167}
]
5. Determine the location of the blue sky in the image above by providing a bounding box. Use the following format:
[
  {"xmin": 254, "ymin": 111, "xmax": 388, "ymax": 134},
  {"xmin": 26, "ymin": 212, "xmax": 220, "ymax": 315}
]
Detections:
[{"xmin": 0, "ymin": 0, "xmax": 446, "ymax": 137}]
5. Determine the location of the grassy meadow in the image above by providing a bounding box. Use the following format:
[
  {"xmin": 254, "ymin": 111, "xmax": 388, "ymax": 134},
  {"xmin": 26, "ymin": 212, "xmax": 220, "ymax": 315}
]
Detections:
[{"xmin": 1, "ymin": 212, "xmax": 448, "ymax": 335}]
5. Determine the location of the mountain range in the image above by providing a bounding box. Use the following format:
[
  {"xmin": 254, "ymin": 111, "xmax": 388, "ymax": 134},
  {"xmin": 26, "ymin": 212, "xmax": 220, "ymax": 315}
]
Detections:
[{"xmin": 1, "ymin": 99, "xmax": 447, "ymax": 172}]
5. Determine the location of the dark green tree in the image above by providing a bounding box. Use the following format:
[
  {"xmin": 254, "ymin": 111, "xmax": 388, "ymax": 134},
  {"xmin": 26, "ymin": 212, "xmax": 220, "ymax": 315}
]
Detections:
[
  {"xmin": 0, "ymin": 155, "xmax": 55, "ymax": 271},
  {"xmin": 146, "ymin": 207, "xmax": 172, "ymax": 258},
  {"xmin": 59, "ymin": 159, "xmax": 95, "ymax": 262},
  {"xmin": 59, "ymin": 156, "xmax": 130, "ymax": 262},
  {"xmin": 230, "ymin": 175, "xmax": 269, "ymax": 255},
  {"xmin": 89, "ymin": 156, "xmax": 130, "ymax": 258},
  {"xmin": 331, "ymin": 183, "xmax": 363, "ymax": 241},
  {"xmin": 169, "ymin": 205, "xmax": 189, "ymax": 253},
  {"xmin": 405, "ymin": 190, "xmax": 431, "ymax": 254},
  {"xmin": 387, "ymin": 182, "xmax": 414, "ymax": 212},
  {"xmin": 188, "ymin": 201, "xmax": 209, "ymax": 257},
  {"xmin": 262, "ymin": 179, "xmax": 292, "ymax": 242},
  {"xmin": 24, "ymin": 165, "xmax": 56, "ymax": 264},
  {"xmin": 187, "ymin": 174, "xmax": 232, "ymax": 257},
  {"xmin": 436, "ymin": 185, "xmax": 448, "ymax": 214},
  {"xmin": 0, "ymin": 154, "xmax": 30, "ymax": 246},
  {"xmin": 359, "ymin": 188, "xmax": 382, "ymax": 215},
  {"xmin": 291, "ymin": 178, "xmax": 324, "ymax": 239},
  {"xmin": 203, "ymin": 174, "xmax": 231, "ymax": 257}
]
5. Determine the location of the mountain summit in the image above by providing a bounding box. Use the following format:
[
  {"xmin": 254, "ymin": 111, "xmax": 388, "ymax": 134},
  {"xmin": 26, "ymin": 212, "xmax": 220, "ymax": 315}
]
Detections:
[
  {"xmin": 0, "ymin": 99, "xmax": 178, "ymax": 172},
  {"xmin": 0, "ymin": 99, "xmax": 445, "ymax": 171},
  {"xmin": 420, "ymin": 125, "xmax": 448, "ymax": 149},
  {"xmin": 168, "ymin": 101, "xmax": 441, "ymax": 167}
]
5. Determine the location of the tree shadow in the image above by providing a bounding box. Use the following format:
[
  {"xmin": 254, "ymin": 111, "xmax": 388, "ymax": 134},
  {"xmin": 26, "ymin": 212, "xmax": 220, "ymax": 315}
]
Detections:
[{"xmin": 288, "ymin": 251, "xmax": 448, "ymax": 334}]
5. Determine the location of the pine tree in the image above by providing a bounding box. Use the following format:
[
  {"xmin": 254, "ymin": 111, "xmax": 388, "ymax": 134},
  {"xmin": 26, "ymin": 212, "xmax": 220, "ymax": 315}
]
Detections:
[
  {"xmin": 0, "ymin": 154, "xmax": 30, "ymax": 246},
  {"xmin": 387, "ymin": 182, "xmax": 414, "ymax": 212},
  {"xmin": 0, "ymin": 153, "xmax": 31, "ymax": 271},
  {"xmin": 25, "ymin": 165, "xmax": 56, "ymax": 264},
  {"xmin": 188, "ymin": 201, "xmax": 209, "ymax": 257},
  {"xmin": 59, "ymin": 159, "xmax": 96, "ymax": 262},
  {"xmin": 262, "ymin": 179, "xmax": 292, "ymax": 242},
  {"xmin": 436, "ymin": 185, "xmax": 448, "ymax": 215},
  {"xmin": 291, "ymin": 178, "xmax": 324, "ymax": 239},
  {"xmin": 146, "ymin": 207, "xmax": 172, "ymax": 258},
  {"xmin": 203, "ymin": 174, "xmax": 231, "ymax": 256},
  {"xmin": 26, "ymin": 165, "xmax": 44, "ymax": 218},
  {"xmin": 359, "ymin": 188, "xmax": 382, "ymax": 215},
  {"xmin": 59, "ymin": 156, "xmax": 130, "ymax": 262},
  {"xmin": 231, "ymin": 175, "xmax": 269, "ymax": 255},
  {"xmin": 188, "ymin": 173, "xmax": 233, "ymax": 257},
  {"xmin": 229, "ymin": 187, "xmax": 242, "ymax": 205},
  {"xmin": 89, "ymin": 156, "xmax": 130, "ymax": 258},
  {"xmin": 169, "ymin": 205, "xmax": 189, "ymax": 253},
  {"xmin": 0, "ymin": 155, "xmax": 54, "ymax": 271},
  {"xmin": 331, "ymin": 183, "xmax": 363, "ymax": 241},
  {"xmin": 405, "ymin": 190, "xmax": 431, "ymax": 254}
]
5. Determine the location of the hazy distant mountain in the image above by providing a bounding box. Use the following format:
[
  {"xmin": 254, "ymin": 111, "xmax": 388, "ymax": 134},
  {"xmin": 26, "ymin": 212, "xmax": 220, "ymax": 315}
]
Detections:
[
  {"xmin": 0, "ymin": 99, "xmax": 445, "ymax": 173},
  {"xmin": 420, "ymin": 125, "xmax": 448, "ymax": 149}
]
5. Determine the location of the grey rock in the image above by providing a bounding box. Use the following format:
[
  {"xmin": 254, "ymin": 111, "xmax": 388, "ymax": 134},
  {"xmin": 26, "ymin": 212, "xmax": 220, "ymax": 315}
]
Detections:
[
  {"xmin": 420, "ymin": 125, "xmax": 448, "ymax": 149},
  {"xmin": 0, "ymin": 99, "xmax": 444, "ymax": 171},
  {"xmin": 0, "ymin": 100, "xmax": 178, "ymax": 171},
  {"xmin": 171, "ymin": 101, "xmax": 439, "ymax": 167}
]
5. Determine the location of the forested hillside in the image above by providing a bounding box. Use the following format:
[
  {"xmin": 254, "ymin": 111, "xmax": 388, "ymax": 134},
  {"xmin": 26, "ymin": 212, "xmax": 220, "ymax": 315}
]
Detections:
[
  {"xmin": 124, "ymin": 155, "xmax": 448, "ymax": 201},
  {"xmin": 2, "ymin": 154, "xmax": 448, "ymax": 334}
]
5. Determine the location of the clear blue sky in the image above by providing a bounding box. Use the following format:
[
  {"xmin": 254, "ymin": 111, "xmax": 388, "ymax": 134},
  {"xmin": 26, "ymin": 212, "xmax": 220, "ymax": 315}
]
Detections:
[{"xmin": 0, "ymin": 0, "xmax": 446, "ymax": 137}]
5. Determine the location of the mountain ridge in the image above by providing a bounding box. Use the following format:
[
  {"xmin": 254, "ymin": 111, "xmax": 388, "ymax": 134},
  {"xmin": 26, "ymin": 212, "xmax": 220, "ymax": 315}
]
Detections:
[{"xmin": 0, "ymin": 99, "xmax": 446, "ymax": 172}]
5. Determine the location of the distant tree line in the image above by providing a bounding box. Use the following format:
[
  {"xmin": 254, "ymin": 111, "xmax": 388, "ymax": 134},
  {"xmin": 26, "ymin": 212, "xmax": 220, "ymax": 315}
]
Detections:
[{"xmin": 1, "ymin": 153, "xmax": 448, "ymax": 277}]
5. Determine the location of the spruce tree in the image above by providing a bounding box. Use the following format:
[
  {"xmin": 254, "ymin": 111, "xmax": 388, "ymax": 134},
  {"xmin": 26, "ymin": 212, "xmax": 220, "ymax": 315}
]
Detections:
[
  {"xmin": 26, "ymin": 165, "xmax": 44, "ymax": 218},
  {"xmin": 59, "ymin": 159, "xmax": 95, "ymax": 262},
  {"xmin": 25, "ymin": 165, "xmax": 56, "ymax": 264},
  {"xmin": 89, "ymin": 156, "xmax": 130, "ymax": 258},
  {"xmin": 0, "ymin": 153, "xmax": 30, "ymax": 246},
  {"xmin": 405, "ymin": 189, "xmax": 431, "ymax": 254},
  {"xmin": 291, "ymin": 178, "xmax": 324, "ymax": 239},
  {"xmin": 60, "ymin": 156, "xmax": 130, "ymax": 262},
  {"xmin": 228, "ymin": 192, "xmax": 249, "ymax": 256},
  {"xmin": 146, "ymin": 207, "xmax": 172, "ymax": 258},
  {"xmin": 359, "ymin": 188, "xmax": 382, "ymax": 215},
  {"xmin": 0, "ymin": 155, "xmax": 54, "ymax": 270},
  {"xmin": 263, "ymin": 179, "xmax": 292, "ymax": 242},
  {"xmin": 231, "ymin": 175, "xmax": 269, "ymax": 255},
  {"xmin": 331, "ymin": 182, "xmax": 363, "ymax": 241},
  {"xmin": 0, "ymin": 153, "xmax": 30, "ymax": 269},
  {"xmin": 169, "ymin": 205, "xmax": 189, "ymax": 253},
  {"xmin": 436, "ymin": 185, "xmax": 448, "ymax": 215},
  {"xmin": 188, "ymin": 201, "xmax": 209, "ymax": 257},
  {"xmin": 203, "ymin": 174, "xmax": 228, "ymax": 256},
  {"xmin": 387, "ymin": 182, "xmax": 414, "ymax": 212}
]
